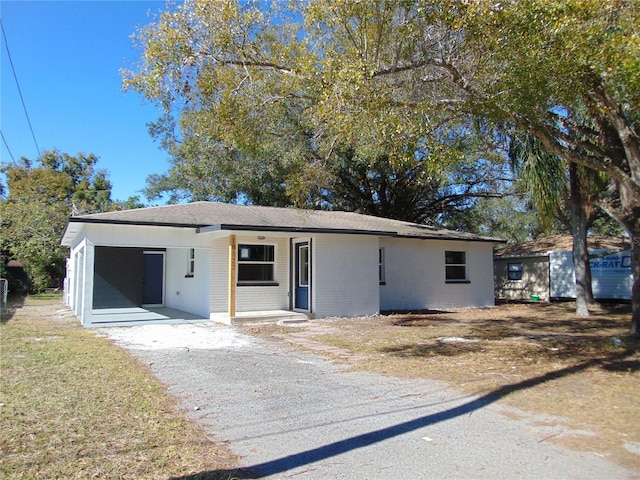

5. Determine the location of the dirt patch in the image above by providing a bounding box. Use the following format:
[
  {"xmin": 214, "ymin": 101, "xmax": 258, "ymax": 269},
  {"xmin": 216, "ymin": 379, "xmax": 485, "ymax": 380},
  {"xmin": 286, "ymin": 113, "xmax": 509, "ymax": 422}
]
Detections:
[{"xmin": 241, "ymin": 301, "xmax": 640, "ymax": 470}]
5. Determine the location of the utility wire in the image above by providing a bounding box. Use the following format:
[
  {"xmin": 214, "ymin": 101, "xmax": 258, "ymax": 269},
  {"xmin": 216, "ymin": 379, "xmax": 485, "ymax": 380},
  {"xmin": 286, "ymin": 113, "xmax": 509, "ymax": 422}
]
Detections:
[
  {"xmin": 0, "ymin": 129, "xmax": 16, "ymax": 163},
  {"xmin": 1, "ymin": 17, "xmax": 41, "ymax": 159}
]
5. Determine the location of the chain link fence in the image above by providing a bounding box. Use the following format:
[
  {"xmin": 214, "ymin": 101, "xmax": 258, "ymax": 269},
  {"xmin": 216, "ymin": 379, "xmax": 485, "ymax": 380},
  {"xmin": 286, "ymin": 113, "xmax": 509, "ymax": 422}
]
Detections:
[{"xmin": 0, "ymin": 278, "xmax": 8, "ymax": 313}]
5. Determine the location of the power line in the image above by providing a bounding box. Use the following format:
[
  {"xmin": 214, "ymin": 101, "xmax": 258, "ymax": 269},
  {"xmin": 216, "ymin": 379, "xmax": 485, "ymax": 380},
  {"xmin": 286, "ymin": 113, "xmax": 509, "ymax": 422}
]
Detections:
[
  {"xmin": 1, "ymin": 17, "xmax": 41, "ymax": 159},
  {"xmin": 0, "ymin": 130, "xmax": 16, "ymax": 163}
]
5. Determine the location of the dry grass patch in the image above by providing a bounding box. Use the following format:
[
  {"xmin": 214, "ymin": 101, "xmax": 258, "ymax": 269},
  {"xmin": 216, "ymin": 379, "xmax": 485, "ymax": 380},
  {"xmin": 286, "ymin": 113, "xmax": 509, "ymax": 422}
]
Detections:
[
  {"xmin": 243, "ymin": 302, "xmax": 640, "ymax": 470},
  {"xmin": 0, "ymin": 295, "xmax": 239, "ymax": 479}
]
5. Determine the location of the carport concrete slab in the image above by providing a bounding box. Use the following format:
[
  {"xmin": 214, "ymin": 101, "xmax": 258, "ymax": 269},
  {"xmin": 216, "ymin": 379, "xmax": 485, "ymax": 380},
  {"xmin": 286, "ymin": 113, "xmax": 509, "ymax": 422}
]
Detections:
[{"xmin": 89, "ymin": 306, "xmax": 209, "ymax": 327}]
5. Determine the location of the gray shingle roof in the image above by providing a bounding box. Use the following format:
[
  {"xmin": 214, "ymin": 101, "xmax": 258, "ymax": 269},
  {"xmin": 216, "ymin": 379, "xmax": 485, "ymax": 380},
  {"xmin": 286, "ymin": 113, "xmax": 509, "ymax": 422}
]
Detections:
[
  {"xmin": 64, "ymin": 201, "xmax": 503, "ymax": 243},
  {"xmin": 495, "ymin": 234, "xmax": 631, "ymax": 257}
]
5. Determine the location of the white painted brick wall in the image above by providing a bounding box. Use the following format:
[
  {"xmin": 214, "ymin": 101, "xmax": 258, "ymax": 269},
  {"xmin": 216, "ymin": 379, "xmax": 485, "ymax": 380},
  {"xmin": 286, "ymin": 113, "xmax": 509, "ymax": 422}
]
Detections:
[
  {"xmin": 209, "ymin": 235, "xmax": 290, "ymax": 313},
  {"xmin": 380, "ymin": 238, "xmax": 495, "ymax": 310},
  {"xmin": 312, "ymin": 234, "xmax": 380, "ymax": 317},
  {"xmin": 85, "ymin": 223, "xmax": 212, "ymax": 248},
  {"xmin": 165, "ymin": 248, "xmax": 211, "ymax": 317},
  {"xmin": 235, "ymin": 236, "xmax": 290, "ymax": 311}
]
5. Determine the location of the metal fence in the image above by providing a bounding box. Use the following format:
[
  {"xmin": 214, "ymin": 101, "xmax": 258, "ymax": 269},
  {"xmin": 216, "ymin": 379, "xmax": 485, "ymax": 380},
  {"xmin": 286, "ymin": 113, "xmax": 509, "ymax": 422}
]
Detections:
[{"xmin": 0, "ymin": 278, "xmax": 8, "ymax": 312}]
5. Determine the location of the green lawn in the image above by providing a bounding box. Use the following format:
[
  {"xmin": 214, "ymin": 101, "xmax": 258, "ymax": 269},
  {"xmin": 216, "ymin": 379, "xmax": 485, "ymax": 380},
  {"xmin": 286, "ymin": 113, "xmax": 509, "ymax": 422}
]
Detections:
[{"xmin": 0, "ymin": 295, "xmax": 238, "ymax": 479}]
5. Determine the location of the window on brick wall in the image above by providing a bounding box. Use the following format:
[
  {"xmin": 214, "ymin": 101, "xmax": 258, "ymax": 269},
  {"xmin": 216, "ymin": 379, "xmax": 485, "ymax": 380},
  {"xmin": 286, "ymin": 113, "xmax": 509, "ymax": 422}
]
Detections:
[
  {"xmin": 238, "ymin": 244, "xmax": 277, "ymax": 285},
  {"xmin": 445, "ymin": 250, "xmax": 468, "ymax": 282}
]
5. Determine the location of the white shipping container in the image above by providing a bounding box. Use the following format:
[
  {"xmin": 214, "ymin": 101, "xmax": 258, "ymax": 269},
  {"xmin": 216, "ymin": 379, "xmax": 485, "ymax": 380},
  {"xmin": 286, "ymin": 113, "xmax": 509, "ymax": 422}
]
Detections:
[{"xmin": 549, "ymin": 250, "xmax": 632, "ymax": 300}]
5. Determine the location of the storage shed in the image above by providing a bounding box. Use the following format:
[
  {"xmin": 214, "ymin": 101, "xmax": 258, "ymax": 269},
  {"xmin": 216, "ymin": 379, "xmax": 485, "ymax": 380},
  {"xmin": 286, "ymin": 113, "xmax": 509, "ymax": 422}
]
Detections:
[{"xmin": 494, "ymin": 234, "xmax": 632, "ymax": 302}]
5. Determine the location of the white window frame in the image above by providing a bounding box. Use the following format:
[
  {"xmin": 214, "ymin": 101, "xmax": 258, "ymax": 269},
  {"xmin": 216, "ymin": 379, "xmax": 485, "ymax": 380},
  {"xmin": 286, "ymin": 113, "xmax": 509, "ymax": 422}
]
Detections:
[
  {"xmin": 445, "ymin": 250, "xmax": 468, "ymax": 283},
  {"xmin": 508, "ymin": 262, "xmax": 523, "ymax": 281},
  {"xmin": 237, "ymin": 244, "xmax": 278, "ymax": 285},
  {"xmin": 379, "ymin": 247, "xmax": 386, "ymax": 285},
  {"xmin": 298, "ymin": 244, "xmax": 309, "ymax": 288},
  {"xmin": 186, "ymin": 248, "xmax": 195, "ymax": 277}
]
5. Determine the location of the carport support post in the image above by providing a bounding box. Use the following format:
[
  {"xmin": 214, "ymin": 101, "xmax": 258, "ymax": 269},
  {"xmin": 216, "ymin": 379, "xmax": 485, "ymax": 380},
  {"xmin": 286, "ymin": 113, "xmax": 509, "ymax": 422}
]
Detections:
[
  {"xmin": 80, "ymin": 240, "xmax": 95, "ymax": 326},
  {"xmin": 228, "ymin": 234, "xmax": 237, "ymax": 318}
]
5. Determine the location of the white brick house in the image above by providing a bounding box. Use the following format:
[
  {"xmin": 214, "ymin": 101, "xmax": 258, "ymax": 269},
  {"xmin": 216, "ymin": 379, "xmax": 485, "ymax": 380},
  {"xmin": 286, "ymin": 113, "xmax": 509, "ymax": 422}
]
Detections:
[{"xmin": 60, "ymin": 202, "xmax": 502, "ymax": 327}]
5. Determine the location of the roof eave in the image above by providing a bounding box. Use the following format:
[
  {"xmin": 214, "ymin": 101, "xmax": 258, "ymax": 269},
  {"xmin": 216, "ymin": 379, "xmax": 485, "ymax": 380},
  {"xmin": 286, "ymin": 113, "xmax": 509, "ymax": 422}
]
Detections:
[
  {"xmin": 199, "ymin": 224, "xmax": 398, "ymax": 237},
  {"xmin": 66, "ymin": 216, "xmax": 204, "ymax": 229},
  {"xmin": 62, "ymin": 216, "xmax": 507, "ymax": 244},
  {"xmin": 395, "ymin": 234, "xmax": 506, "ymax": 243}
]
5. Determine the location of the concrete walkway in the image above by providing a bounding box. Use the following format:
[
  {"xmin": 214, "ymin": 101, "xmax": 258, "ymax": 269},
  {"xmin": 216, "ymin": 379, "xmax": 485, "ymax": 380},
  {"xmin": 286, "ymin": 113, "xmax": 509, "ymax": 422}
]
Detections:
[{"xmin": 101, "ymin": 323, "xmax": 637, "ymax": 479}]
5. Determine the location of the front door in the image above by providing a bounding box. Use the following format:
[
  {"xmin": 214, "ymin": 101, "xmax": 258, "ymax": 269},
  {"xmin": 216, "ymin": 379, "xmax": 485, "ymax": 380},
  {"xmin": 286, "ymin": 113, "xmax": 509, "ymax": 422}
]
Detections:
[
  {"xmin": 294, "ymin": 242, "xmax": 310, "ymax": 310},
  {"xmin": 142, "ymin": 252, "xmax": 164, "ymax": 305}
]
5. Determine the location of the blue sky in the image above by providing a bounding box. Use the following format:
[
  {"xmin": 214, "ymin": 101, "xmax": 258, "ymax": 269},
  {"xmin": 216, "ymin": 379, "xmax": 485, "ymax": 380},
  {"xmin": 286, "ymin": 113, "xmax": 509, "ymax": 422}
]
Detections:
[{"xmin": 1, "ymin": 0, "xmax": 172, "ymax": 203}]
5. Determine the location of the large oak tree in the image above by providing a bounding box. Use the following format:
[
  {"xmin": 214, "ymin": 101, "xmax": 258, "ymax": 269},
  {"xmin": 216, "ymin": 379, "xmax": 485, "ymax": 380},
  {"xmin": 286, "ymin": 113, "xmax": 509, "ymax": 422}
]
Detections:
[
  {"xmin": 305, "ymin": 0, "xmax": 640, "ymax": 334},
  {"xmin": 124, "ymin": 0, "xmax": 511, "ymax": 223},
  {"xmin": 125, "ymin": 0, "xmax": 639, "ymax": 334}
]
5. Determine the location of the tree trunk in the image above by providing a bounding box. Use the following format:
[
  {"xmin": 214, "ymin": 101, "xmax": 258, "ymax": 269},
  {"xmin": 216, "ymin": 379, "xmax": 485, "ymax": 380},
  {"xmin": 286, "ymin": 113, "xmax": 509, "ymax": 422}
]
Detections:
[
  {"xmin": 570, "ymin": 164, "xmax": 591, "ymax": 317},
  {"xmin": 630, "ymin": 229, "xmax": 640, "ymax": 337},
  {"xmin": 612, "ymin": 180, "xmax": 640, "ymax": 337}
]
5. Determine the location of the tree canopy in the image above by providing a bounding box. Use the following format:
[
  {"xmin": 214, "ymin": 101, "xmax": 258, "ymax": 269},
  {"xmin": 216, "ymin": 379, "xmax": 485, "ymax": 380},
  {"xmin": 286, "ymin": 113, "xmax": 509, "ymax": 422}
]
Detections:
[
  {"xmin": 0, "ymin": 150, "xmax": 114, "ymax": 292},
  {"xmin": 124, "ymin": 0, "xmax": 639, "ymax": 334},
  {"xmin": 124, "ymin": 0, "xmax": 513, "ymax": 223}
]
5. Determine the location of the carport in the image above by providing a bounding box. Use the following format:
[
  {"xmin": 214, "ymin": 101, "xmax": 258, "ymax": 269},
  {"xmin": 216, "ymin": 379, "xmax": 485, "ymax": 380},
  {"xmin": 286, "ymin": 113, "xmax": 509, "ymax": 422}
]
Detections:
[
  {"xmin": 89, "ymin": 306, "xmax": 310, "ymax": 327},
  {"xmin": 89, "ymin": 306, "xmax": 208, "ymax": 327}
]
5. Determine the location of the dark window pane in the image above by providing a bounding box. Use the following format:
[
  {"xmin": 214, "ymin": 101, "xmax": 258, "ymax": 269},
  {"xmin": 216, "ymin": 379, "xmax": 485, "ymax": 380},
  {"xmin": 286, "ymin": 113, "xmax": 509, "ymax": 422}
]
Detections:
[
  {"xmin": 445, "ymin": 251, "xmax": 466, "ymax": 265},
  {"xmin": 446, "ymin": 265, "xmax": 467, "ymax": 280},
  {"xmin": 238, "ymin": 245, "xmax": 274, "ymax": 262},
  {"xmin": 508, "ymin": 262, "xmax": 523, "ymax": 280},
  {"xmin": 238, "ymin": 264, "xmax": 274, "ymax": 282}
]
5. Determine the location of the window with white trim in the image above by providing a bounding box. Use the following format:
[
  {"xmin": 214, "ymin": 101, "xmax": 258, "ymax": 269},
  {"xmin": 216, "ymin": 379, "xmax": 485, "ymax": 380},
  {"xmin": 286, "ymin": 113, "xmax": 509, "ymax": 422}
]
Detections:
[
  {"xmin": 508, "ymin": 262, "xmax": 523, "ymax": 281},
  {"xmin": 379, "ymin": 248, "xmax": 386, "ymax": 284},
  {"xmin": 445, "ymin": 251, "xmax": 468, "ymax": 282},
  {"xmin": 238, "ymin": 244, "xmax": 276, "ymax": 284},
  {"xmin": 186, "ymin": 248, "xmax": 195, "ymax": 277}
]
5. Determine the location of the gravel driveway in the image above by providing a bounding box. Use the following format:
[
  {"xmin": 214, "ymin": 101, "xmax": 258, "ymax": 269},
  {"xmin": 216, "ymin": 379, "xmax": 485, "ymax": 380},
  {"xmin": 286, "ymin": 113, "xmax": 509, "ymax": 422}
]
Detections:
[{"xmin": 101, "ymin": 323, "xmax": 636, "ymax": 479}]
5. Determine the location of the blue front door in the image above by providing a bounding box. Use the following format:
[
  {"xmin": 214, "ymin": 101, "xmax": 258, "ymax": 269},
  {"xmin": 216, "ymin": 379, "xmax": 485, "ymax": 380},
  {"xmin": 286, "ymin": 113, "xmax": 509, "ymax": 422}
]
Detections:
[
  {"xmin": 143, "ymin": 252, "xmax": 164, "ymax": 305},
  {"xmin": 294, "ymin": 242, "xmax": 309, "ymax": 310}
]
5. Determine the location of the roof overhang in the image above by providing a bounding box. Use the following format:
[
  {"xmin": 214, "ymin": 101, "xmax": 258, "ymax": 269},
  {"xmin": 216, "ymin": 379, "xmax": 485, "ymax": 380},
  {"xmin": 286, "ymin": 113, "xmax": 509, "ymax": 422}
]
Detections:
[
  {"xmin": 494, "ymin": 253, "xmax": 550, "ymax": 260},
  {"xmin": 60, "ymin": 216, "xmax": 505, "ymax": 246},
  {"xmin": 60, "ymin": 217, "xmax": 204, "ymax": 246},
  {"xmin": 197, "ymin": 224, "xmax": 398, "ymax": 237},
  {"xmin": 60, "ymin": 220, "xmax": 85, "ymax": 246},
  {"xmin": 395, "ymin": 234, "xmax": 506, "ymax": 243}
]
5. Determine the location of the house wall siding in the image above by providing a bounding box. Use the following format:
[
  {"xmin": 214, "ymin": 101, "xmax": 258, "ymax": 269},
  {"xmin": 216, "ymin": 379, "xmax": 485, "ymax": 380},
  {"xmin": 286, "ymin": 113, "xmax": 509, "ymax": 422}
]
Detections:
[
  {"xmin": 312, "ymin": 234, "xmax": 380, "ymax": 317},
  {"xmin": 210, "ymin": 238, "xmax": 228, "ymax": 314},
  {"xmin": 380, "ymin": 238, "xmax": 495, "ymax": 310},
  {"xmin": 494, "ymin": 256, "xmax": 550, "ymax": 302},
  {"xmin": 209, "ymin": 235, "xmax": 290, "ymax": 314},
  {"xmin": 235, "ymin": 236, "xmax": 290, "ymax": 311},
  {"xmin": 165, "ymin": 247, "xmax": 211, "ymax": 317}
]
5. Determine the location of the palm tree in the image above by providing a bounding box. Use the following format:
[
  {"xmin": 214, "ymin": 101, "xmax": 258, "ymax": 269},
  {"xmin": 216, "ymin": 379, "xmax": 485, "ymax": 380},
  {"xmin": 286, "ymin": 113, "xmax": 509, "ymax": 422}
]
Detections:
[{"xmin": 510, "ymin": 135, "xmax": 610, "ymax": 316}]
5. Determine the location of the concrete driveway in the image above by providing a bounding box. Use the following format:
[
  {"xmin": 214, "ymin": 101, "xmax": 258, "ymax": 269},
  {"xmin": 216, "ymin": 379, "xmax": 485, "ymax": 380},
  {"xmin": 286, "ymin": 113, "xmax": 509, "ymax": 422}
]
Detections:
[{"xmin": 100, "ymin": 323, "xmax": 636, "ymax": 479}]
